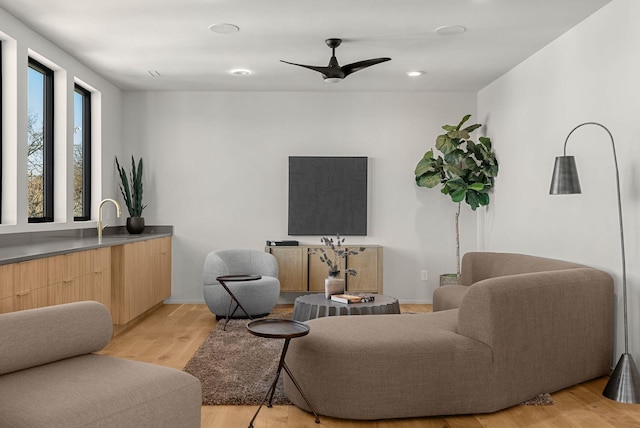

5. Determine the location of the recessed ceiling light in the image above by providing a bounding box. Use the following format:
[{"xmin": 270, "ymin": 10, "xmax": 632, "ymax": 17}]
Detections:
[
  {"xmin": 406, "ymin": 71, "xmax": 425, "ymax": 77},
  {"xmin": 435, "ymin": 25, "xmax": 467, "ymax": 36},
  {"xmin": 209, "ymin": 23, "xmax": 240, "ymax": 34},
  {"xmin": 230, "ymin": 69, "xmax": 252, "ymax": 76}
]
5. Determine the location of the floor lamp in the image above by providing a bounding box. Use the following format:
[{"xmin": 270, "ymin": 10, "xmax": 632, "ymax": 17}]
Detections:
[{"xmin": 549, "ymin": 121, "xmax": 640, "ymax": 404}]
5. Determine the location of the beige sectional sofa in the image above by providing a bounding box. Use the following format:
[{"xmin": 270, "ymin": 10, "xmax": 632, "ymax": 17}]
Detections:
[
  {"xmin": 0, "ymin": 301, "xmax": 202, "ymax": 428},
  {"xmin": 284, "ymin": 252, "xmax": 614, "ymax": 420}
]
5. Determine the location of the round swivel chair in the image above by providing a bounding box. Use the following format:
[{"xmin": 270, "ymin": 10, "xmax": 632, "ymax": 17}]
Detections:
[{"xmin": 203, "ymin": 249, "xmax": 280, "ymax": 319}]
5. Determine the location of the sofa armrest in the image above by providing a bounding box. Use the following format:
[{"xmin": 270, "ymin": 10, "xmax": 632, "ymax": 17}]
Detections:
[
  {"xmin": 0, "ymin": 301, "xmax": 113, "ymax": 375},
  {"xmin": 457, "ymin": 268, "xmax": 613, "ymax": 398}
]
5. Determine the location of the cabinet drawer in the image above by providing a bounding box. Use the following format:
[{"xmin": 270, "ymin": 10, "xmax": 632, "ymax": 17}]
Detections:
[{"xmin": 15, "ymin": 259, "xmax": 47, "ymax": 295}]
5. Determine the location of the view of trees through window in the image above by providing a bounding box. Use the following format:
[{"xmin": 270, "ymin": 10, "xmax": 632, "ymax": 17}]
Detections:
[
  {"xmin": 27, "ymin": 59, "xmax": 53, "ymax": 222},
  {"xmin": 74, "ymin": 85, "xmax": 90, "ymax": 220},
  {"xmin": 27, "ymin": 65, "xmax": 44, "ymax": 218}
]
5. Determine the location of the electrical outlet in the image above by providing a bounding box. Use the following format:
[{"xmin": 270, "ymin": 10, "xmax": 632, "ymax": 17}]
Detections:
[{"xmin": 421, "ymin": 270, "xmax": 429, "ymax": 281}]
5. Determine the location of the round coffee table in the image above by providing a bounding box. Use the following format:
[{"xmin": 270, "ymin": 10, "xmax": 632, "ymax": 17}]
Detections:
[{"xmin": 292, "ymin": 293, "xmax": 400, "ymax": 322}]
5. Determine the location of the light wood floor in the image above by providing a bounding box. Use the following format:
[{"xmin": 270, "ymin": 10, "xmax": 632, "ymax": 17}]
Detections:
[{"xmin": 99, "ymin": 304, "xmax": 640, "ymax": 428}]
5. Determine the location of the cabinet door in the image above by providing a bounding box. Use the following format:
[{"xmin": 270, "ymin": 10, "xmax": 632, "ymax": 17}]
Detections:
[
  {"xmin": 93, "ymin": 269, "xmax": 111, "ymax": 310},
  {"xmin": 126, "ymin": 240, "xmax": 153, "ymax": 320},
  {"xmin": 346, "ymin": 247, "xmax": 381, "ymax": 293},
  {"xmin": 308, "ymin": 248, "xmax": 340, "ymax": 292},
  {"xmin": 151, "ymin": 237, "xmax": 172, "ymax": 302},
  {"xmin": 48, "ymin": 279, "xmax": 83, "ymax": 306},
  {"xmin": 111, "ymin": 238, "xmax": 172, "ymax": 325},
  {"xmin": 48, "ymin": 253, "xmax": 87, "ymax": 284},
  {"xmin": 92, "ymin": 248, "xmax": 112, "ymax": 310},
  {"xmin": 267, "ymin": 247, "xmax": 307, "ymax": 292}
]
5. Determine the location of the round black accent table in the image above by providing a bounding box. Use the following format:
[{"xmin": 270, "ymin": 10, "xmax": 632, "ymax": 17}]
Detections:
[
  {"xmin": 216, "ymin": 274, "xmax": 261, "ymax": 331},
  {"xmin": 246, "ymin": 318, "xmax": 320, "ymax": 427}
]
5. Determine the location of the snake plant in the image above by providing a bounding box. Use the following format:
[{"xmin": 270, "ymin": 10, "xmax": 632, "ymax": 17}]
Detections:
[{"xmin": 115, "ymin": 156, "xmax": 146, "ymax": 217}]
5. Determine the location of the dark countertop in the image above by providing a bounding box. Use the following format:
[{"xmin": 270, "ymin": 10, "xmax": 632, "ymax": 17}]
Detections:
[{"xmin": 0, "ymin": 225, "xmax": 173, "ymax": 266}]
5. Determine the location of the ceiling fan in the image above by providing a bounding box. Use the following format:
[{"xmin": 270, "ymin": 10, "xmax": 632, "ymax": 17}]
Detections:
[{"xmin": 280, "ymin": 38, "xmax": 391, "ymax": 83}]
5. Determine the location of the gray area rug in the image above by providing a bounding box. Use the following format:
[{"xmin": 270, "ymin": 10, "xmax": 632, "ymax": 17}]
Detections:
[
  {"xmin": 521, "ymin": 393, "xmax": 556, "ymax": 406},
  {"xmin": 183, "ymin": 312, "xmax": 293, "ymax": 406}
]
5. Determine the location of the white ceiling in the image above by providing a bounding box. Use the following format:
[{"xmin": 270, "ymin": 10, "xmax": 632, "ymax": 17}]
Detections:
[{"xmin": 0, "ymin": 0, "xmax": 611, "ymax": 92}]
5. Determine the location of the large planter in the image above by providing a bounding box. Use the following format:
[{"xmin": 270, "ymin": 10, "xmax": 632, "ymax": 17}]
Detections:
[
  {"xmin": 126, "ymin": 217, "xmax": 145, "ymax": 234},
  {"xmin": 439, "ymin": 273, "xmax": 460, "ymax": 286},
  {"xmin": 324, "ymin": 271, "xmax": 345, "ymax": 299}
]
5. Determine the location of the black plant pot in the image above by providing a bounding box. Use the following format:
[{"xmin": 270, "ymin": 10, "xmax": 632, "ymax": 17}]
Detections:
[{"xmin": 126, "ymin": 217, "xmax": 145, "ymax": 234}]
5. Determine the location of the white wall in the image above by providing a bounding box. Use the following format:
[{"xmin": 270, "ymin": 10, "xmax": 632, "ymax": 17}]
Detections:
[
  {"xmin": 478, "ymin": 0, "xmax": 640, "ymax": 360},
  {"xmin": 0, "ymin": 7, "xmax": 123, "ymax": 233},
  {"xmin": 122, "ymin": 91, "xmax": 478, "ymax": 303}
]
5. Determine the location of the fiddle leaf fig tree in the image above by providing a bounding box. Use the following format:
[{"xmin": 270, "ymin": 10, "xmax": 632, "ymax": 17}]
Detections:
[{"xmin": 414, "ymin": 114, "xmax": 498, "ymax": 275}]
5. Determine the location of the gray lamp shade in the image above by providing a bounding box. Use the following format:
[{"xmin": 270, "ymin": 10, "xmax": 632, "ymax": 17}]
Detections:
[{"xmin": 549, "ymin": 155, "xmax": 582, "ymax": 194}]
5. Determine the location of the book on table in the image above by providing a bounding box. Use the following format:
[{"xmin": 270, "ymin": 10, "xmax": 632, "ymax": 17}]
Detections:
[
  {"xmin": 329, "ymin": 294, "xmax": 374, "ymax": 304},
  {"xmin": 331, "ymin": 294, "xmax": 362, "ymax": 304}
]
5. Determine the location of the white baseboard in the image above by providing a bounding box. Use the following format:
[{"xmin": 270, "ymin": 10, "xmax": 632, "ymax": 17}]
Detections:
[
  {"xmin": 163, "ymin": 297, "xmax": 434, "ymax": 305},
  {"xmin": 397, "ymin": 299, "xmax": 433, "ymax": 305},
  {"xmin": 163, "ymin": 297, "xmax": 206, "ymax": 304}
]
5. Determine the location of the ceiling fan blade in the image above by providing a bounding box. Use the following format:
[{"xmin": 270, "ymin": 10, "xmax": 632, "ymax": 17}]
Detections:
[
  {"xmin": 341, "ymin": 57, "xmax": 391, "ymax": 77},
  {"xmin": 280, "ymin": 60, "xmax": 333, "ymax": 75}
]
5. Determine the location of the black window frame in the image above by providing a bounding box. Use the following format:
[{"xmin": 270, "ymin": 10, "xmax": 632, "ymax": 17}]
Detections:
[
  {"xmin": 27, "ymin": 57, "xmax": 54, "ymax": 223},
  {"xmin": 73, "ymin": 84, "xmax": 91, "ymax": 221}
]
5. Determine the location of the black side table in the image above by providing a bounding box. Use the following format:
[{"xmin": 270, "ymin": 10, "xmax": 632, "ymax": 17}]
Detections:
[
  {"xmin": 246, "ymin": 318, "xmax": 320, "ymax": 427},
  {"xmin": 216, "ymin": 274, "xmax": 261, "ymax": 331}
]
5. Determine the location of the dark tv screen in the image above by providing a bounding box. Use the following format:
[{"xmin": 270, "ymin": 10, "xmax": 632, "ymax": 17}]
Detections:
[{"xmin": 288, "ymin": 156, "xmax": 367, "ymax": 236}]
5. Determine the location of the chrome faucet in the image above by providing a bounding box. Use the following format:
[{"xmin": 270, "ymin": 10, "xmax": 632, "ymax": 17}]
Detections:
[{"xmin": 98, "ymin": 198, "xmax": 121, "ymax": 242}]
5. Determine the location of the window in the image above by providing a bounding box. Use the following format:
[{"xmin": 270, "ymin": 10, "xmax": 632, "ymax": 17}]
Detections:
[
  {"xmin": 27, "ymin": 58, "xmax": 53, "ymax": 222},
  {"xmin": 73, "ymin": 84, "xmax": 91, "ymax": 220},
  {"xmin": 0, "ymin": 43, "xmax": 3, "ymax": 224}
]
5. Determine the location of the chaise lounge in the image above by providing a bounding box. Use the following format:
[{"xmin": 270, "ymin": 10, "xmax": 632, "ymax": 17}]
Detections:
[{"xmin": 284, "ymin": 252, "xmax": 614, "ymax": 420}]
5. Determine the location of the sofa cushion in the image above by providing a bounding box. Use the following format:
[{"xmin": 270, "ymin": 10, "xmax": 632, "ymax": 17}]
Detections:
[
  {"xmin": 0, "ymin": 301, "xmax": 112, "ymax": 375},
  {"xmin": 0, "ymin": 354, "xmax": 202, "ymax": 428},
  {"xmin": 284, "ymin": 311, "xmax": 495, "ymax": 419}
]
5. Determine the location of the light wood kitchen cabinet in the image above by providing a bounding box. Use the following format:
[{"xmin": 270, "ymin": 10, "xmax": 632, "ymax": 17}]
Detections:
[
  {"xmin": 111, "ymin": 237, "xmax": 172, "ymax": 326},
  {"xmin": 47, "ymin": 248, "xmax": 111, "ymax": 311},
  {"xmin": 0, "ymin": 248, "xmax": 112, "ymax": 315},
  {"xmin": 266, "ymin": 245, "xmax": 383, "ymax": 294},
  {"xmin": 0, "ymin": 236, "xmax": 170, "ymax": 331}
]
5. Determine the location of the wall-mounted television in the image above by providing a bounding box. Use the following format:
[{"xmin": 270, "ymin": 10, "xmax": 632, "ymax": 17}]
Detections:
[{"xmin": 288, "ymin": 156, "xmax": 367, "ymax": 236}]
